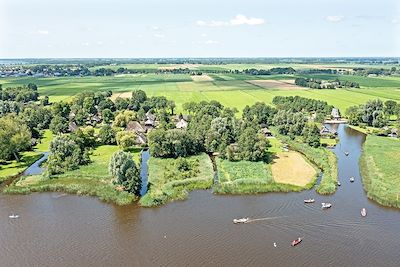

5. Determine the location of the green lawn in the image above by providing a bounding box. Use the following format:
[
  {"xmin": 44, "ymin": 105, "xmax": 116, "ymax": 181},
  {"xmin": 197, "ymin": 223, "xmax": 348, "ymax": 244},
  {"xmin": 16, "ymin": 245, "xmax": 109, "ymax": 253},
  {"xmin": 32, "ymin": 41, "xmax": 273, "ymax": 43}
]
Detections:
[
  {"xmin": 140, "ymin": 153, "xmax": 214, "ymax": 207},
  {"xmin": 0, "ymin": 152, "xmax": 43, "ymax": 182},
  {"xmin": 360, "ymin": 136, "xmax": 400, "ymax": 208},
  {"xmin": 5, "ymin": 145, "xmax": 142, "ymax": 205}
]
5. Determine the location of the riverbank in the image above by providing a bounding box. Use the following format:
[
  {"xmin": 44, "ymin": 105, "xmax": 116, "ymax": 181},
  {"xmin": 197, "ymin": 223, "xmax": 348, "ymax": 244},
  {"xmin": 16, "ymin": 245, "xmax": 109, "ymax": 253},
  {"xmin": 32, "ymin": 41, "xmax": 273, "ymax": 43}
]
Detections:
[
  {"xmin": 139, "ymin": 153, "xmax": 214, "ymax": 207},
  {"xmin": 4, "ymin": 145, "xmax": 141, "ymax": 205},
  {"xmin": 360, "ymin": 135, "xmax": 400, "ymax": 208}
]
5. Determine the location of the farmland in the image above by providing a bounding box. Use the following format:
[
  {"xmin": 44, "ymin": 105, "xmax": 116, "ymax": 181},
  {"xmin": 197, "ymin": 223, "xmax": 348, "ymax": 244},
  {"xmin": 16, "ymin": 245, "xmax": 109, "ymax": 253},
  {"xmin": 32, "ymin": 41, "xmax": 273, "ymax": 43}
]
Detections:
[{"xmin": 1, "ymin": 69, "xmax": 400, "ymax": 114}]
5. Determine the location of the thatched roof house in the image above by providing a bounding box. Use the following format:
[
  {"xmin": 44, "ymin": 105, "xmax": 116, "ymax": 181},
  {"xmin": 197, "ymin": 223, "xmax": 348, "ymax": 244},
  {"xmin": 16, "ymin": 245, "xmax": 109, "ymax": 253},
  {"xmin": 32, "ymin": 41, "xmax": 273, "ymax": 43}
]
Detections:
[
  {"xmin": 320, "ymin": 126, "xmax": 337, "ymax": 135},
  {"xmin": 126, "ymin": 121, "xmax": 145, "ymax": 133},
  {"xmin": 388, "ymin": 129, "xmax": 398, "ymax": 138},
  {"xmin": 260, "ymin": 127, "xmax": 273, "ymax": 137},
  {"xmin": 136, "ymin": 133, "xmax": 147, "ymax": 145},
  {"xmin": 176, "ymin": 119, "xmax": 188, "ymax": 129},
  {"xmin": 68, "ymin": 122, "xmax": 79, "ymax": 132},
  {"xmin": 146, "ymin": 110, "xmax": 156, "ymax": 121},
  {"xmin": 331, "ymin": 108, "xmax": 341, "ymax": 120}
]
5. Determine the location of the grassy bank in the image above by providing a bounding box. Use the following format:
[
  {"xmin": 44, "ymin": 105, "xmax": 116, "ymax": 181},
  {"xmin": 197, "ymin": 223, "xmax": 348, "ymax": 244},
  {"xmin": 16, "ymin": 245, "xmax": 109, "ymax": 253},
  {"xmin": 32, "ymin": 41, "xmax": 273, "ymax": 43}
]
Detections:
[
  {"xmin": 272, "ymin": 130, "xmax": 338, "ymax": 194},
  {"xmin": 4, "ymin": 145, "xmax": 141, "ymax": 205},
  {"xmin": 360, "ymin": 135, "xmax": 400, "ymax": 208},
  {"xmin": 139, "ymin": 153, "xmax": 214, "ymax": 207},
  {"xmin": 213, "ymin": 158, "xmax": 311, "ymax": 194},
  {"xmin": 0, "ymin": 152, "xmax": 43, "ymax": 182}
]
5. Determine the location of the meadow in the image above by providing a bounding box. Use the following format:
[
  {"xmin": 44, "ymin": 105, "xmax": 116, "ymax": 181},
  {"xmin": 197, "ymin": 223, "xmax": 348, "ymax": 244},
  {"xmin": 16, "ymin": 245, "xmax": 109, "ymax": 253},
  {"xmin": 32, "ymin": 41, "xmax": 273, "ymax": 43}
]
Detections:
[
  {"xmin": 5, "ymin": 145, "xmax": 142, "ymax": 205},
  {"xmin": 2, "ymin": 70, "xmax": 400, "ymax": 114},
  {"xmin": 360, "ymin": 136, "xmax": 400, "ymax": 208}
]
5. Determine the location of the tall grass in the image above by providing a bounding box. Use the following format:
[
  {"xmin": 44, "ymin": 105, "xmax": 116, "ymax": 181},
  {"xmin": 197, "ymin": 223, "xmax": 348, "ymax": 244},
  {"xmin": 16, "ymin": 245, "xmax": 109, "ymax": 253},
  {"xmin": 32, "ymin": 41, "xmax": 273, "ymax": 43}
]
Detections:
[
  {"xmin": 360, "ymin": 136, "xmax": 400, "ymax": 208},
  {"xmin": 139, "ymin": 153, "xmax": 214, "ymax": 207}
]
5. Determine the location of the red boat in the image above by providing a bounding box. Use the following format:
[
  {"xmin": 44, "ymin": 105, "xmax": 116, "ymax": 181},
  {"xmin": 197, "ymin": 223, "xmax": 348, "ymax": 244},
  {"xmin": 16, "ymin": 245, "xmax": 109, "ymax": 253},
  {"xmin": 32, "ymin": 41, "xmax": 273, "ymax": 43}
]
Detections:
[{"xmin": 291, "ymin": 237, "xmax": 302, "ymax": 246}]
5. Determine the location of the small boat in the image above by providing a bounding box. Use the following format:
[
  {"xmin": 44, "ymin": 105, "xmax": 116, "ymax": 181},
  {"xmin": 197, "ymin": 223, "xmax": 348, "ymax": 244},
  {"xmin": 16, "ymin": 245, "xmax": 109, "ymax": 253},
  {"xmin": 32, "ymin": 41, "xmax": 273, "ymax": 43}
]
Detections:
[
  {"xmin": 233, "ymin": 218, "xmax": 249, "ymax": 224},
  {"xmin": 337, "ymin": 181, "xmax": 341, "ymax": 186},
  {"xmin": 9, "ymin": 214, "xmax": 19, "ymax": 219},
  {"xmin": 273, "ymin": 242, "xmax": 277, "ymax": 248},
  {"xmin": 344, "ymin": 151, "xmax": 349, "ymax": 156},
  {"xmin": 350, "ymin": 177, "xmax": 355, "ymax": 183},
  {"xmin": 321, "ymin": 203, "xmax": 332, "ymax": 209},
  {"xmin": 361, "ymin": 208, "xmax": 367, "ymax": 217},
  {"xmin": 304, "ymin": 198, "xmax": 315, "ymax": 203},
  {"xmin": 291, "ymin": 237, "xmax": 302, "ymax": 246}
]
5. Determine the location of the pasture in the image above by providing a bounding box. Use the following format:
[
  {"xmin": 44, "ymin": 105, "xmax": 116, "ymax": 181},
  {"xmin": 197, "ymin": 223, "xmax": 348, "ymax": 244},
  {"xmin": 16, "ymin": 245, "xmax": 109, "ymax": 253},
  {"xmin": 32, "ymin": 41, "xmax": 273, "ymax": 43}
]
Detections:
[{"xmin": 1, "ymin": 71, "xmax": 400, "ymax": 114}]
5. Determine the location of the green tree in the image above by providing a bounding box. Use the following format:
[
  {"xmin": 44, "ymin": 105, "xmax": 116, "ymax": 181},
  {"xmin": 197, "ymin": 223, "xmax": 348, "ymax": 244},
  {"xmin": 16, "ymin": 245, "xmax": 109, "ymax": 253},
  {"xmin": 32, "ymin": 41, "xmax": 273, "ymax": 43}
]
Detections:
[
  {"xmin": 384, "ymin": 100, "xmax": 397, "ymax": 116},
  {"xmin": 49, "ymin": 115, "xmax": 69, "ymax": 134},
  {"xmin": 302, "ymin": 124, "xmax": 321, "ymax": 148},
  {"xmin": 237, "ymin": 126, "xmax": 270, "ymax": 161},
  {"xmin": 99, "ymin": 125, "xmax": 116, "ymax": 145},
  {"xmin": 116, "ymin": 131, "xmax": 137, "ymax": 150},
  {"xmin": 101, "ymin": 108, "xmax": 114, "ymax": 124},
  {"xmin": 108, "ymin": 150, "xmax": 141, "ymax": 195},
  {"xmin": 0, "ymin": 115, "xmax": 32, "ymax": 161}
]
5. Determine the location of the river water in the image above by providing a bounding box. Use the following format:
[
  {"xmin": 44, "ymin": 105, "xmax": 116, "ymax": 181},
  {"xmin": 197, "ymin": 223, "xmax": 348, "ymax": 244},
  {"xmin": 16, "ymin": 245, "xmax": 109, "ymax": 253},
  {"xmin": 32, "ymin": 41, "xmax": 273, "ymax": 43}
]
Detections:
[{"xmin": 1, "ymin": 124, "xmax": 399, "ymax": 266}]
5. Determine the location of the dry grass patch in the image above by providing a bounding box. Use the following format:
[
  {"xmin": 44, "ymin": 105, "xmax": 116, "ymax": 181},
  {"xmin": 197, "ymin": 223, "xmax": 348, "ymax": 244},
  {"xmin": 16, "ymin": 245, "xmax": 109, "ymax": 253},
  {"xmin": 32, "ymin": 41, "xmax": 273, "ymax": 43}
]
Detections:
[
  {"xmin": 247, "ymin": 79, "xmax": 304, "ymax": 90},
  {"xmin": 191, "ymin": 75, "xmax": 214, "ymax": 82},
  {"xmin": 110, "ymin": 92, "xmax": 132, "ymax": 101},
  {"xmin": 271, "ymin": 151, "xmax": 316, "ymax": 186}
]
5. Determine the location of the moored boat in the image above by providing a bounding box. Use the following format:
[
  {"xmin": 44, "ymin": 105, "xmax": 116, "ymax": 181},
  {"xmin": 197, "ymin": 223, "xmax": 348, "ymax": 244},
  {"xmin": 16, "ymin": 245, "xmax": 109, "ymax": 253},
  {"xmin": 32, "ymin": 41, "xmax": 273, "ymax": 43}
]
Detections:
[
  {"xmin": 337, "ymin": 181, "xmax": 341, "ymax": 186},
  {"xmin": 344, "ymin": 151, "xmax": 349, "ymax": 156},
  {"xmin": 361, "ymin": 208, "xmax": 367, "ymax": 217},
  {"xmin": 291, "ymin": 237, "xmax": 302, "ymax": 246},
  {"xmin": 350, "ymin": 177, "xmax": 355, "ymax": 182},
  {"xmin": 9, "ymin": 214, "xmax": 19, "ymax": 219},
  {"xmin": 233, "ymin": 217, "xmax": 249, "ymax": 224},
  {"xmin": 304, "ymin": 198, "xmax": 315, "ymax": 203},
  {"xmin": 321, "ymin": 203, "xmax": 332, "ymax": 209}
]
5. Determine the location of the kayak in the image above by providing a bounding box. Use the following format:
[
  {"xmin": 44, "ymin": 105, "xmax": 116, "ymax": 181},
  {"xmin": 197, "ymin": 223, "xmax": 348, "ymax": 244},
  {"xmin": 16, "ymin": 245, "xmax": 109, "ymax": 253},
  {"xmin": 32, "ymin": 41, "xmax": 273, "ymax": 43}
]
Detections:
[{"xmin": 291, "ymin": 237, "xmax": 302, "ymax": 246}]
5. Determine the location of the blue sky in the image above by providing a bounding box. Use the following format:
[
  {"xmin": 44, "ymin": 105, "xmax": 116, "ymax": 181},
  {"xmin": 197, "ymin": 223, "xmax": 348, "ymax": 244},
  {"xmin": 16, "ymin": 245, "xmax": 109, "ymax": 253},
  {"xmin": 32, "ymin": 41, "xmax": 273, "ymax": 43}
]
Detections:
[{"xmin": 0, "ymin": 0, "xmax": 399, "ymax": 58}]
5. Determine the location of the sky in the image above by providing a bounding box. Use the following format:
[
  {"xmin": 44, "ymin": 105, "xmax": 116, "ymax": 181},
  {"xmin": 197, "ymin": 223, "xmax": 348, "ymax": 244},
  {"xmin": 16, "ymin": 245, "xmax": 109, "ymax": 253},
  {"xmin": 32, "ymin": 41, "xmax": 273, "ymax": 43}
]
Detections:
[{"xmin": 0, "ymin": 0, "xmax": 399, "ymax": 58}]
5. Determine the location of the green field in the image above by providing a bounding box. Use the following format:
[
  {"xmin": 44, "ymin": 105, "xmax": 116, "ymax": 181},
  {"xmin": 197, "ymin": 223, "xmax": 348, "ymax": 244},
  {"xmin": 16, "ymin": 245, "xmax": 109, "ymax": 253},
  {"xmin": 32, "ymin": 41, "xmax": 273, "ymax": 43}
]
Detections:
[
  {"xmin": 5, "ymin": 145, "xmax": 142, "ymax": 205},
  {"xmin": 2, "ymin": 71, "xmax": 400, "ymax": 114},
  {"xmin": 360, "ymin": 136, "xmax": 400, "ymax": 208}
]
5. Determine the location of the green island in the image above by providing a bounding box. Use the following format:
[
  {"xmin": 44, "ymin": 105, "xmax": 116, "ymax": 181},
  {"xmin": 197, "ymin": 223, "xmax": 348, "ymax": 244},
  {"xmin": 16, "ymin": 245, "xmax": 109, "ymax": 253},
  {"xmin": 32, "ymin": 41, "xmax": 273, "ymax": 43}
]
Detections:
[{"xmin": 0, "ymin": 59, "xmax": 399, "ymax": 207}]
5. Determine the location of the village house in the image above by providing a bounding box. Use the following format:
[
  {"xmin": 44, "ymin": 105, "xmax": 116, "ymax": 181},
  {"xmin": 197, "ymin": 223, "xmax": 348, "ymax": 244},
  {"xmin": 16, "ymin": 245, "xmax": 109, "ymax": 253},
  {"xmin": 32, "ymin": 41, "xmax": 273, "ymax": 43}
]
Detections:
[
  {"xmin": 331, "ymin": 108, "xmax": 341, "ymax": 120},
  {"xmin": 320, "ymin": 125, "xmax": 337, "ymax": 136},
  {"xmin": 68, "ymin": 121, "xmax": 79, "ymax": 133},
  {"xmin": 260, "ymin": 127, "xmax": 273, "ymax": 137},
  {"xmin": 126, "ymin": 121, "xmax": 145, "ymax": 134},
  {"xmin": 388, "ymin": 128, "xmax": 398, "ymax": 138},
  {"xmin": 176, "ymin": 118, "xmax": 188, "ymax": 129}
]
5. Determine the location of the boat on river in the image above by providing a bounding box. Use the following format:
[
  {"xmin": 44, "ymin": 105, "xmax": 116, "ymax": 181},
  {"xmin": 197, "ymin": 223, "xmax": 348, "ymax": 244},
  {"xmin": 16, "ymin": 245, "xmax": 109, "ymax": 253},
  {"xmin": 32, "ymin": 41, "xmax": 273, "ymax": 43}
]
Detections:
[
  {"xmin": 233, "ymin": 218, "xmax": 249, "ymax": 224},
  {"xmin": 337, "ymin": 181, "xmax": 341, "ymax": 186},
  {"xmin": 291, "ymin": 237, "xmax": 302, "ymax": 246},
  {"xmin": 361, "ymin": 208, "xmax": 367, "ymax": 217},
  {"xmin": 321, "ymin": 203, "xmax": 332, "ymax": 209},
  {"xmin": 350, "ymin": 177, "xmax": 355, "ymax": 182},
  {"xmin": 344, "ymin": 151, "xmax": 349, "ymax": 156},
  {"xmin": 9, "ymin": 214, "xmax": 19, "ymax": 219},
  {"xmin": 304, "ymin": 198, "xmax": 315, "ymax": 203}
]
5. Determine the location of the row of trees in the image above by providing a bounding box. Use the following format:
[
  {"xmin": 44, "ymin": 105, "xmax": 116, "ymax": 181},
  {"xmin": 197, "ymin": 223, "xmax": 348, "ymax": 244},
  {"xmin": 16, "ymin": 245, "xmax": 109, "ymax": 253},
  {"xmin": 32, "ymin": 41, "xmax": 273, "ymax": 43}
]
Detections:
[{"xmin": 295, "ymin": 77, "xmax": 359, "ymax": 89}]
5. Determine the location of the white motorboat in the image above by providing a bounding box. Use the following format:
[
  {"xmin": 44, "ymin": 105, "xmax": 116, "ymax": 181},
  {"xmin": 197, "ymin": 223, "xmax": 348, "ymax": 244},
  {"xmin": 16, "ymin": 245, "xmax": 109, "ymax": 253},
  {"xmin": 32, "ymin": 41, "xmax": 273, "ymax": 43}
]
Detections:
[
  {"xmin": 233, "ymin": 217, "xmax": 249, "ymax": 224},
  {"xmin": 321, "ymin": 203, "xmax": 332, "ymax": 209}
]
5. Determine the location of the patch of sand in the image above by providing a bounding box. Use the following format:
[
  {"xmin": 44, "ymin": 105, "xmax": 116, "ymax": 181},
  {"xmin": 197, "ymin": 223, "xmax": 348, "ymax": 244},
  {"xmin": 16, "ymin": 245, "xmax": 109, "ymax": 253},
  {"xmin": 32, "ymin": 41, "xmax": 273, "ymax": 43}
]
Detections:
[
  {"xmin": 247, "ymin": 79, "xmax": 304, "ymax": 90},
  {"xmin": 110, "ymin": 92, "xmax": 132, "ymax": 101},
  {"xmin": 271, "ymin": 151, "xmax": 316, "ymax": 186},
  {"xmin": 191, "ymin": 75, "xmax": 214, "ymax": 82}
]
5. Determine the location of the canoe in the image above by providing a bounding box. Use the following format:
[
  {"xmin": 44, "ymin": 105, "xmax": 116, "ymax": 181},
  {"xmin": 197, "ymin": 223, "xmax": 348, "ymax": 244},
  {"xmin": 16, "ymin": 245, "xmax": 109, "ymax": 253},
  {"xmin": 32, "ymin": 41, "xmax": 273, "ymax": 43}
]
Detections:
[
  {"xmin": 304, "ymin": 199, "xmax": 315, "ymax": 203},
  {"xmin": 361, "ymin": 208, "xmax": 367, "ymax": 217},
  {"xmin": 291, "ymin": 238, "xmax": 302, "ymax": 246}
]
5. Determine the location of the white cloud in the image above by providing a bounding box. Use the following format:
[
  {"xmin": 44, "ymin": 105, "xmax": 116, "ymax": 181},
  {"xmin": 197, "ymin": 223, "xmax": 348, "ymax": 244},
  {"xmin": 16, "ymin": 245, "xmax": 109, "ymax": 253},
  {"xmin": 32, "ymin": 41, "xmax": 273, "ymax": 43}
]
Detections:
[
  {"xmin": 326, "ymin": 15, "xmax": 345, "ymax": 22},
  {"xmin": 82, "ymin": 42, "xmax": 90, "ymax": 46},
  {"xmin": 153, "ymin": 33, "xmax": 165, "ymax": 38},
  {"xmin": 196, "ymin": 14, "xmax": 265, "ymax": 27},
  {"xmin": 201, "ymin": 33, "xmax": 208, "ymax": 37},
  {"xmin": 392, "ymin": 18, "xmax": 399, "ymax": 24},
  {"xmin": 205, "ymin": 40, "xmax": 219, "ymax": 45},
  {"xmin": 37, "ymin": 30, "xmax": 49, "ymax": 35}
]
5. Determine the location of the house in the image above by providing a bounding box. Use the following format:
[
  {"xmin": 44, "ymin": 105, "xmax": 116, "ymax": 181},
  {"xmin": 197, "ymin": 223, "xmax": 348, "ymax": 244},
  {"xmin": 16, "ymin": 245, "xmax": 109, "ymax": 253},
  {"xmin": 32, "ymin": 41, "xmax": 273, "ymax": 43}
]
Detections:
[
  {"xmin": 68, "ymin": 122, "xmax": 79, "ymax": 132},
  {"xmin": 136, "ymin": 133, "xmax": 147, "ymax": 145},
  {"xmin": 146, "ymin": 110, "xmax": 156, "ymax": 121},
  {"xmin": 126, "ymin": 121, "xmax": 145, "ymax": 134},
  {"xmin": 176, "ymin": 119, "xmax": 188, "ymax": 129},
  {"xmin": 388, "ymin": 129, "xmax": 398, "ymax": 138},
  {"xmin": 331, "ymin": 108, "xmax": 341, "ymax": 120},
  {"xmin": 260, "ymin": 127, "xmax": 273, "ymax": 137},
  {"xmin": 320, "ymin": 126, "xmax": 337, "ymax": 136}
]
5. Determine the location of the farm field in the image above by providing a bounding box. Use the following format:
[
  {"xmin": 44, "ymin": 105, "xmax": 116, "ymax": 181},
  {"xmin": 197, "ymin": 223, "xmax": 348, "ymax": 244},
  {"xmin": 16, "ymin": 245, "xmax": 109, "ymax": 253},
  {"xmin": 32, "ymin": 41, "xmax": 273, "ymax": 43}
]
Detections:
[{"xmin": 1, "ymin": 71, "xmax": 400, "ymax": 113}]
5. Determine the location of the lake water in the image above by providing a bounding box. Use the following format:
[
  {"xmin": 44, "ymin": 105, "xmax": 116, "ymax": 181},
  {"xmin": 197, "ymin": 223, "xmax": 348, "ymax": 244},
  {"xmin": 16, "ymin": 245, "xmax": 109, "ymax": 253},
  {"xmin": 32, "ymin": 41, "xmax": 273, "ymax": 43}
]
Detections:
[{"xmin": 1, "ymin": 124, "xmax": 399, "ymax": 266}]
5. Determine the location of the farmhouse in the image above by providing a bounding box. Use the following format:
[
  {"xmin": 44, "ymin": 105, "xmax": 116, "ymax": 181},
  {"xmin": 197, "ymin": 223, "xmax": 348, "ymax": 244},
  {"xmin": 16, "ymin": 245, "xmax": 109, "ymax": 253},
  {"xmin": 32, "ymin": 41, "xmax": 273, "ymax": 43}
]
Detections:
[
  {"xmin": 320, "ymin": 126, "xmax": 337, "ymax": 136},
  {"xmin": 68, "ymin": 122, "xmax": 79, "ymax": 132},
  {"xmin": 331, "ymin": 108, "xmax": 341, "ymax": 120},
  {"xmin": 126, "ymin": 121, "xmax": 145, "ymax": 134},
  {"xmin": 260, "ymin": 127, "xmax": 273, "ymax": 137},
  {"xmin": 388, "ymin": 129, "xmax": 398, "ymax": 138},
  {"xmin": 176, "ymin": 118, "xmax": 188, "ymax": 129}
]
